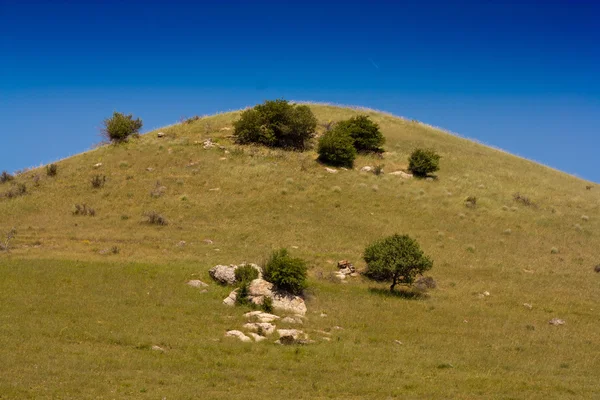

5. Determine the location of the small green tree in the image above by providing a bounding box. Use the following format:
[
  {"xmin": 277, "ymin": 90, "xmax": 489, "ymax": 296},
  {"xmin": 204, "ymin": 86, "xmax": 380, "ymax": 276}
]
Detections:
[
  {"xmin": 263, "ymin": 248, "xmax": 307, "ymax": 295},
  {"xmin": 233, "ymin": 99, "xmax": 317, "ymax": 150},
  {"xmin": 317, "ymin": 127, "xmax": 357, "ymax": 168},
  {"xmin": 364, "ymin": 234, "xmax": 433, "ymax": 292},
  {"xmin": 234, "ymin": 264, "xmax": 259, "ymax": 284},
  {"xmin": 408, "ymin": 148, "xmax": 440, "ymax": 177},
  {"xmin": 336, "ymin": 115, "xmax": 385, "ymax": 152},
  {"xmin": 102, "ymin": 112, "xmax": 143, "ymax": 143}
]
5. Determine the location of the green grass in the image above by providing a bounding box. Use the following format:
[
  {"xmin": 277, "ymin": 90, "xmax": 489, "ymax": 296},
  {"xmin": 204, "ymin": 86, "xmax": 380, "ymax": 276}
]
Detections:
[{"xmin": 1, "ymin": 104, "xmax": 599, "ymax": 398}]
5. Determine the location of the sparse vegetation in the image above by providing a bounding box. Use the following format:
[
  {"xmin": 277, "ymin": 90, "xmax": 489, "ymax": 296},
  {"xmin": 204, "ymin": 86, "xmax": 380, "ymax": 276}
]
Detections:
[
  {"xmin": 2, "ymin": 183, "xmax": 27, "ymax": 199},
  {"xmin": 408, "ymin": 148, "xmax": 440, "ymax": 177},
  {"xmin": 0, "ymin": 227, "xmax": 16, "ymax": 251},
  {"xmin": 373, "ymin": 164, "xmax": 384, "ymax": 176},
  {"xmin": 263, "ymin": 248, "xmax": 307, "ymax": 295},
  {"xmin": 90, "ymin": 175, "xmax": 106, "ymax": 189},
  {"xmin": 144, "ymin": 211, "xmax": 168, "ymax": 226},
  {"xmin": 1, "ymin": 171, "xmax": 14, "ymax": 184},
  {"xmin": 233, "ymin": 99, "xmax": 317, "ymax": 150},
  {"xmin": 465, "ymin": 196, "xmax": 477, "ymax": 208},
  {"xmin": 72, "ymin": 204, "xmax": 96, "ymax": 217},
  {"xmin": 101, "ymin": 111, "xmax": 143, "ymax": 143},
  {"xmin": 513, "ymin": 192, "xmax": 535, "ymax": 207},
  {"xmin": 364, "ymin": 234, "xmax": 433, "ymax": 292},
  {"xmin": 46, "ymin": 163, "xmax": 58, "ymax": 177},
  {"xmin": 317, "ymin": 127, "xmax": 357, "ymax": 168},
  {"xmin": 335, "ymin": 115, "xmax": 385, "ymax": 153}
]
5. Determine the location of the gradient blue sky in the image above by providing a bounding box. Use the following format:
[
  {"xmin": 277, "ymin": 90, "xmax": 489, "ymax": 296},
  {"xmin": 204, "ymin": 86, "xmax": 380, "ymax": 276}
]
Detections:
[{"xmin": 1, "ymin": 0, "xmax": 599, "ymax": 181}]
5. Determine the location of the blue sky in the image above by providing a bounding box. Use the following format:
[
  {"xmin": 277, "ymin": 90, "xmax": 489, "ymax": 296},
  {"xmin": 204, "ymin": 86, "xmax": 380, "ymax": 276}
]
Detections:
[{"xmin": 1, "ymin": 0, "xmax": 599, "ymax": 181}]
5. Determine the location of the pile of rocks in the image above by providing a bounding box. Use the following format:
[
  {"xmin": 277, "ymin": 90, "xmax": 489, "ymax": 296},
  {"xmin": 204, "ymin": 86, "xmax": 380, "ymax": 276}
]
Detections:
[
  {"xmin": 225, "ymin": 311, "xmax": 310, "ymax": 344},
  {"xmin": 334, "ymin": 260, "xmax": 358, "ymax": 280},
  {"xmin": 222, "ymin": 278, "xmax": 307, "ymax": 316}
]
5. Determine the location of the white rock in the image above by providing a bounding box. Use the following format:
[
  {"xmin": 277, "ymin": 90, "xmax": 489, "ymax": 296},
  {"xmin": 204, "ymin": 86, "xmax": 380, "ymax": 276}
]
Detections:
[
  {"xmin": 223, "ymin": 290, "xmax": 237, "ymax": 306},
  {"xmin": 281, "ymin": 316, "xmax": 303, "ymax": 324},
  {"xmin": 523, "ymin": 303, "xmax": 533, "ymax": 310},
  {"xmin": 210, "ymin": 264, "xmax": 238, "ymax": 285},
  {"xmin": 360, "ymin": 166, "xmax": 374, "ymax": 172},
  {"xmin": 151, "ymin": 345, "xmax": 165, "ymax": 352},
  {"xmin": 225, "ymin": 330, "xmax": 251, "ymax": 342},
  {"xmin": 277, "ymin": 329, "xmax": 304, "ymax": 340},
  {"xmin": 93, "ymin": 163, "xmax": 103, "ymax": 168},
  {"xmin": 248, "ymin": 312, "xmax": 280, "ymax": 323},
  {"xmin": 389, "ymin": 170, "xmax": 413, "ymax": 179},
  {"xmin": 549, "ymin": 318, "xmax": 565, "ymax": 326},
  {"xmin": 243, "ymin": 322, "xmax": 276, "ymax": 335},
  {"xmin": 157, "ymin": 132, "xmax": 165, "ymax": 138},
  {"xmin": 187, "ymin": 280, "xmax": 208, "ymax": 288},
  {"xmin": 248, "ymin": 332, "xmax": 266, "ymax": 342},
  {"xmin": 325, "ymin": 167, "xmax": 338, "ymax": 174}
]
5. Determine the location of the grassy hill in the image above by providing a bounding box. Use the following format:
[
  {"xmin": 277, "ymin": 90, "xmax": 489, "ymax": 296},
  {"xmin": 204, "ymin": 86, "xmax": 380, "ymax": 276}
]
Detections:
[{"xmin": 1, "ymin": 104, "xmax": 599, "ymax": 399}]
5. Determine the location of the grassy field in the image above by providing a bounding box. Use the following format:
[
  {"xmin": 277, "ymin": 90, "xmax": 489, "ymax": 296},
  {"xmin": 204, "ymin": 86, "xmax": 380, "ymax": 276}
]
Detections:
[{"xmin": 1, "ymin": 104, "xmax": 599, "ymax": 398}]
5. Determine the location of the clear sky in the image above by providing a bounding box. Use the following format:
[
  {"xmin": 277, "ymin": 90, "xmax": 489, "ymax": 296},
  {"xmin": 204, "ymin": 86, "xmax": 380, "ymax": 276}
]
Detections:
[{"xmin": 2, "ymin": 0, "xmax": 599, "ymax": 182}]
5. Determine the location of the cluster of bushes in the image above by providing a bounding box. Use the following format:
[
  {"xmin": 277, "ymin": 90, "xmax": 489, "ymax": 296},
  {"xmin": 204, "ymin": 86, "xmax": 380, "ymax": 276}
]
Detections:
[
  {"xmin": 2, "ymin": 183, "xmax": 26, "ymax": 199},
  {"xmin": 46, "ymin": 164, "xmax": 58, "ymax": 177},
  {"xmin": 1, "ymin": 171, "xmax": 14, "ymax": 184},
  {"xmin": 91, "ymin": 175, "xmax": 106, "ymax": 189},
  {"xmin": 318, "ymin": 115, "xmax": 385, "ymax": 168},
  {"xmin": 72, "ymin": 203, "xmax": 96, "ymax": 217},
  {"xmin": 234, "ymin": 99, "xmax": 317, "ymax": 150},
  {"xmin": 408, "ymin": 148, "xmax": 440, "ymax": 177},
  {"xmin": 144, "ymin": 211, "xmax": 168, "ymax": 226}
]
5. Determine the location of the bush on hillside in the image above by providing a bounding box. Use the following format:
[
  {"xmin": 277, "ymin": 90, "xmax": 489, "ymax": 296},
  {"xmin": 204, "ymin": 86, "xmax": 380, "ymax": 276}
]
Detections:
[
  {"xmin": 233, "ymin": 99, "xmax": 317, "ymax": 150},
  {"xmin": 1, "ymin": 171, "xmax": 14, "ymax": 184},
  {"xmin": 263, "ymin": 248, "xmax": 308, "ymax": 295},
  {"xmin": 143, "ymin": 211, "xmax": 168, "ymax": 226},
  {"xmin": 46, "ymin": 164, "xmax": 58, "ymax": 177},
  {"xmin": 408, "ymin": 148, "xmax": 440, "ymax": 177},
  {"xmin": 101, "ymin": 112, "xmax": 143, "ymax": 143},
  {"xmin": 91, "ymin": 175, "xmax": 106, "ymax": 189},
  {"xmin": 364, "ymin": 234, "xmax": 433, "ymax": 292},
  {"xmin": 234, "ymin": 264, "xmax": 259, "ymax": 284},
  {"xmin": 336, "ymin": 115, "xmax": 385, "ymax": 153},
  {"xmin": 317, "ymin": 127, "xmax": 357, "ymax": 168}
]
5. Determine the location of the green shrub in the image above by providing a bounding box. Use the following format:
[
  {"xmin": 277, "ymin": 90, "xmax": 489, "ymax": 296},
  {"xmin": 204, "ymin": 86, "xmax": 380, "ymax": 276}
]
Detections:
[
  {"xmin": 1, "ymin": 171, "xmax": 14, "ymax": 184},
  {"xmin": 336, "ymin": 115, "xmax": 385, "ymax": 152},
  {"xmin": 263, "ymin": 248, "xmax": 308, "ymax": 295},
  {"xmin": 408, "ymin": 148, "xmax": 440, "ymax": 177},
  {"xmin": 261, "ymin": 296, "xmax": 274, "ymax": 313},
  {"xmin": 364, "ymin": 234, "xmax": 433, "ymax": 292},
  {"xmin": 317, "ymin": 127, "xmax": 357, "ymax": 168},
  {"xmin": 236, "ymin": 282, "xmax": 251, "ymax": 306},
  {"xmin": 91, "ymin": 175, "xmax": 106, "ymax": 189},
  {"xmin": 46, "ymin": 164, "xmax": 58, "ymax": 177},
  {"xmin": 101, "ymin": 111, "xmax": 143, "ymax": 143},
  {"xmin": 235, "ymin": 264, "xmax": 259, "ymax": 284},
  {"xmin": 233, "ymin": 99, "xmax": 317, "ymax": 150}
]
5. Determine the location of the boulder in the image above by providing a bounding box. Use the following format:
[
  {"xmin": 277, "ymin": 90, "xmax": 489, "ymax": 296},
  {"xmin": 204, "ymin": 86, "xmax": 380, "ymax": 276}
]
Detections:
[
  {"xmin": 337, "ymin": 260, "xmax": 355, "ymax": 276},
  {"xmin": 325, "ymin": 167, "xmax": 338, "ymax": 174},
  {"xmin": 186, "ymin": 280, "xmax": 208, "ymax": 288},
  {"xmin": 244, "ymin": 311, "xmax": 280, "ymax": 323},
  {"xmin": 248, "ymin": 333, "xmax": 266, "ymax": 342},
  {"xmin": 549, "ymin": 318, "xmax": 565, "ymax": 326},
  {"xmin": 223, "ymin": 290, "xmax": 237, "ymax": 306},
  {"xmin": 277, "ymin": 329, "xmax": 312, "ymax": 345},
  {"xmin": 360, "ymin": 166, "xmax": 373, "ymax": 172},
  {"xmin": 225, "ymin": 330, "xmax": 251, "ymax": 342},
  {"xmin": 246, "ymin": 278, "xmax": 307, "ymax": 315},
  {"xmin": 248, "ymin": 278, "xmax": 274, "ymax": 297},
  {"xmin": 389, "ymin": 171, "xmax": 413, "ymax": 179},
  {"xmin": 243, "ymin": 322, "xmax": 276, "ymax": 335},
  {"xmin": 209, "ymin": 264, "xmax": 238, "ymax": 285},
  {"xmin": 157, "ymin": 132, "xmax": 165, "ymax": 138},
  {"xmin": 281, "ymin": 316, "xmax": 303, "ymax": 325}
]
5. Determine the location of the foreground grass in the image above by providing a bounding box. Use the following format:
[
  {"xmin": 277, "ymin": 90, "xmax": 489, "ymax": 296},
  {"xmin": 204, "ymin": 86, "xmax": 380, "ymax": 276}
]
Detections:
[
  {"xmin": 1, "ymin": 104, "xmax": 599, "ymax": 398},
  {"xmin": 1, "ymin": 258, "xmax": 598, "ymax": 399}
]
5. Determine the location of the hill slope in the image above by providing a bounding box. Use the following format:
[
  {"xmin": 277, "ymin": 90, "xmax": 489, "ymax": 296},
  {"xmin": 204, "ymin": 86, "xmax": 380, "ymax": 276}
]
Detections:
[{"xmin": 1, "ymin": 104, "xmax": 599, "ymax": 399}]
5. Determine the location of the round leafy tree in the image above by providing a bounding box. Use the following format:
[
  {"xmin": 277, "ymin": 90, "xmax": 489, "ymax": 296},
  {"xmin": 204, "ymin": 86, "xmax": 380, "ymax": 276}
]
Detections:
[
  {"xmin": 364, "ymin": 234, "xmax": 433, "ymax": 292},
  {"xmin": 102, "ymin": 112, "xmax": 143, "ymax": 143},
  {"xmin": 408, "ymin": 148, "xmax": 440, "ymax": 177},
  {"xmin": 336, "ymin": 115, "xmax": 385, "ymax": 152},
  {"xmin": 263, "ymin": 248, "xmax": 307, "ymax": 295},
  {"xmin": 233, "ymin": 99, "xmax": 317, "ymax": 150},
  {"xmin": 317, "ymin": 127, "xmax": 357, "ymax": 168}
]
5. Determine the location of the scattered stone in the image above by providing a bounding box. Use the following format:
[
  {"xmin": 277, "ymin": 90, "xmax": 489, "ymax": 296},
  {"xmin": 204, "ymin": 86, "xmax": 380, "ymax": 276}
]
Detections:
[
  {"xmin": 414, "ymin": 276, "xmax": 437, "ymax": 291},
  {"xmin": 389, "ymin": 171, "xmax": 413, "ymax": 179},
  {"xmin": 360, "ymin": 166, "xmax": 373, "ymax": 172},
  {"xmin": 209, "ymin": 188, "xmax": 220, "ymax": 192},
  {"xmin": 157, "ymin": 132, "xmax": 165, "ymax": 138},
  {"xmin": 203, "ymin": 139, "xmax": 215, "ymax": 149},
  {"xmin": 151, "ymin": 345, "xmax": 165, "ymax": 352},
  {"xmin": 223, "ymin": 290, "xmax": 237, "ymax": 306},
  {"xmin": 277, "ymin": 329, "xmax": 307, "ymax": 345},
  {"xmin": 246, "ymin": 278, "xmax": 307, "ymax": 315},
  {"xmin": 332, "ymin": 326, "xmax": 343, "ymax": 330},
  {"xmin": 187, "ymin": 280, "xmax": 208, "ymax": 288},
  {"xmin": 248, "ymin": 333, "xmax": 266, "ymax": 342},
  {"xmin": 320, "ymin": 313, "xmax": 327, "ymax": 318},
  {"xmin": 523, "ymin": 303, "xmax": 533, "ymax": 310},
  {"xmin": 203, "ymin": 239, "xmax": 214, "ymax": 245},
  {"xmin": 210, "ymin": 264, "xmax": 238, "ymax": 285},
  {"xmin": 394, "ymin": 340, "xmax": 403, "ymax": 345},
  {"xmin": 176, "ymin": 240, "xmax": 186, "ymax": 247},
  {"xmin": 337, "ymin": 260, "xmax": 355, "ymax": 275},
  {"xmin": 594, "ymin": 265, "xmax": 600, "ymax": 273},
  {"xmin": 93, "ymin": 163, "xmax": 103, "ymax": 168},
  {"xmin": 325, "ymin": 167, "xmax": 338, "ymax": 174},
  {"xmin": 146, "ymin": 167, "xmax": 153, "ymax": 172},
  {"xmin": 244, "ymin": 311, "xmax": 280, "ymax": 323},
  {"xmin": 281, "ymin": 316, "xmax": 303, "ymax": 324},
  {"xmin": 219, "ymin": 127, "xmax": 231, "ymax": 131},
  {"xmin": 483, "ymin": 291, "xmax": 490, "ymax": 296},
  {"xmin": 549, "ymin": 318, "xmax": 565, "ymax": 326},
  {"xmin": 243, "ymin": 322, "xmax": 276, "ymax": 335},
  {"xmin": 225, "ymin": 330, "xmax": 252, "ymax": 342}
]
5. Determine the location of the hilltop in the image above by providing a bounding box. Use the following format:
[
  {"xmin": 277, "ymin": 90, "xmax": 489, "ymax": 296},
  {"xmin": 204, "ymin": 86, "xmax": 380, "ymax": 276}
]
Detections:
[{"xmin": 0, "ymin": 104, "xmax": 599, "ymax": 399}]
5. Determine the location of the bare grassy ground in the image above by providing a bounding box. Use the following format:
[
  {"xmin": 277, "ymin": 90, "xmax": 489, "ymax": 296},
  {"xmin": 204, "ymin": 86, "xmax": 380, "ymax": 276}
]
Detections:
[{"xmin": 0, "ymin": 105, "xmax": 599, "ymax": 398}]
